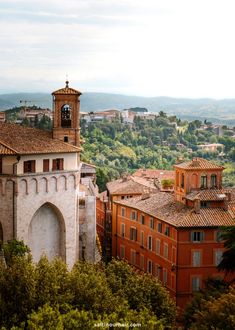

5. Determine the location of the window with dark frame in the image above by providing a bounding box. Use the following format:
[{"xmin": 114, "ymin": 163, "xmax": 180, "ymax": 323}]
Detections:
[
  {"xmin": 191, "ymin": 231, "xmax": 204, "ymax": 242},
  {"xmin": 52, "ymin": 158, "xmax": 64, "ymax": 171},
  {"xmin": 211, "ymin": 174, "xmax": 217, "ymax": 187},
  {"xmin": 43, "ymin": 159, "xmax": 49, "ymax": 172},
  {"xmin": 200, "ymin": 175, "xmax": 207, "ymax": 188},
  {"xmin": 140, "ymin": 214, "xmax": 145, "ymax": 225},
  {"xmin": 158, "ymin": 222, "xmax": 162, "ymax": 233},
  {"xmin": 23, "ymin": 160, "xmax": 36, "ymax": 173},
  {"xmin": 130, "ymin": 227, "xmax": 137, "ymax": 241}
]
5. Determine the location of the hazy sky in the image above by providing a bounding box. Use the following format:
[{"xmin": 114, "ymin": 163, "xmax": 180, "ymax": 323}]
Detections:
[{"xmin": 1, "ymin": 0, "xmax": 235, "ymax": 98}]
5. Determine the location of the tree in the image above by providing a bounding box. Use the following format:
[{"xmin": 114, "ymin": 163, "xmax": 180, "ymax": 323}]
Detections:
[
  {"xmin": 218, "ymin": 226, "xmax": 235, "ymax": 274},
  {"xmin": 183, "ymin": 277, "xmax": 229, "ymax": 329},
  {"xmin": 188, "ymin": 285, "xmax": 235, "ymax": 330},
  {"xmin": 0, "ymin": 256, "xmax": 36, "ymax": 328},
  {"xmin": 2, "ymin": 239, "xmax": 30, "ymax": 266},
  {"xmin": 105, "ymin": 259, "xmax": 176, "ymax": 326}
]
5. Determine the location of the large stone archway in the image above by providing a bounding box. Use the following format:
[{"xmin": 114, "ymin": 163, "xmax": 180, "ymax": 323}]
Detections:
[{"xmin": 28, "ymin": 203, "xmax": 66, "ymax": 262}]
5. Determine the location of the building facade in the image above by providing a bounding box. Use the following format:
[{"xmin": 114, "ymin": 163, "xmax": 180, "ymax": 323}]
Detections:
[
  {"xmin": 112, "ymin": 158, "xmax": 235, "ymax": 309},
  {"xmin": 0, "ymin": 81, "xmax": 98, "ymax": 268}
]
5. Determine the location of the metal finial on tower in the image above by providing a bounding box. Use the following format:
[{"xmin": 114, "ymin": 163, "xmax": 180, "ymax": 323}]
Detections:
[{"xmin": 65, "ymin": 74, "xmax": 69, "ymax": 88}]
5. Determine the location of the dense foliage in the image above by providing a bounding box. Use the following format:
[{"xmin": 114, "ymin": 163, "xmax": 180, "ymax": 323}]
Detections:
[
  {"xmin": 184, "ymin": 283, "xmax": 235, "ymax": 330},
  {"xmin": 80, "ymin": 115, "xmax": 235, "ymax": 191},
  {"xmin": 0, "ymin": 242, "xmax": 176, "ymax": 329},
  {"xmin": 218, "ymin": 226, "xmax": 235, "ymax": 274}
]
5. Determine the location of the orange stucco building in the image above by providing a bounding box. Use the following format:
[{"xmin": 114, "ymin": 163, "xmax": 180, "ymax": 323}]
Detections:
[{"xmin": 112, "ymin": 158, "xmax": 235, "ymax": 310}]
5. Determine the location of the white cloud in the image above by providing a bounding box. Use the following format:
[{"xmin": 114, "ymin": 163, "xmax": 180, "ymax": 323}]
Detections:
[{"xmin": 1, "ymin": 0, "xmax": 235, "ymax": 97}]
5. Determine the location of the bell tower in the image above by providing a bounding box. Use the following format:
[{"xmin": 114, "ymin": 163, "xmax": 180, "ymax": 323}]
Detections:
[{"xmin": 52, "ymin": 81, "xmax": 82, "ymax": 146}]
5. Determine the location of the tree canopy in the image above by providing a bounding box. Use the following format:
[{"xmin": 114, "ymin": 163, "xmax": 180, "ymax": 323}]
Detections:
[{"xmin": 0, "ymin": 242, "xmax": 176, "ymax": 329}]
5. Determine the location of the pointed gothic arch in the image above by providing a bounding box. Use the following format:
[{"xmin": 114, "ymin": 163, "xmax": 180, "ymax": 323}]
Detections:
[{"xmin": 28, "ymin": 202, "xmax": 66, "ymax": 262}]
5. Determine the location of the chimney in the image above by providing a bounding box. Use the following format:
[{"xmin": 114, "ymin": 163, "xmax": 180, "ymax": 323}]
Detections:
[
  {"xmin": 141, "ymin": 189, "xmax": 150, "ymax": 200},
  {"xmin": 194, "ymin": 198, "xmax": 200, "ymax": 214},
  {"xmin": 176, "ymin": 156, "xmax": 184, "ymax": 164},
  {"xmin": 192, "ymin": 158, "xmax": 200, "ymax": 167},
  {"xmin": 226, "ymin": 191, "xmax": 231, "ymax": 202},
  {"xmin": 223, "ymin": 196, "xmax": 228, "ymax": 211}
]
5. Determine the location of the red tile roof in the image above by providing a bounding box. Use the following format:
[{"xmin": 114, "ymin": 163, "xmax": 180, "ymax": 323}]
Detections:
[
  {"xmin": 186, "ymin": 189, "xmax": 231, "ymax": 201},
  {"xmin": 52, "ymin": 82, "xmax": 82, "ymax": 95},
  {"xmin": 133, "ymin": 169, "xmax": 175, "ymax": 181},
  {"xmin": 106, "ymin": 176, "xmax": 159, "ymax": 195},
  {"xmin": 0, "ymin": 122, "xmax": 81, "ymax": 155},
  {"xmin": 114, "ymin": 192, "xmax": 235, "ymax": 228},
  {"xmin": 174, "ymin": 157, "xmax": 224, "ymax": 170}
]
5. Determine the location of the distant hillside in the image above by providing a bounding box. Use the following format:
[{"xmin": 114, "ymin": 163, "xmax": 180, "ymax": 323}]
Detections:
[{"xmin": 1, "ymin": 92, "xmax": 235, "ymax": 125}]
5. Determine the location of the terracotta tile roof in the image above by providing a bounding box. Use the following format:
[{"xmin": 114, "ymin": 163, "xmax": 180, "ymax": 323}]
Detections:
[
  {"xmin": 0, "ymin": 142, "xmax": 16, "ymax": 155},
  {"xmin": 133, "ymin": 169, "xmax": 175, "ymax": 181},
  {"xmin": 52, "ymin": 82, "xmax": 82, "ymax": 95},
  {"xmin": 106, "ymin": 176, "xmax": 158, "ymax": 195},
  {"xmin": 114, "ymin": 192, "xmax": 235, "ymax": 228},
  {"xmin": 186, "ymin": 189, "xmax": 231, "ymax": 201},
  {"xmin": 174, "ymin": 157, "xmax": 224, "ymax": 170},
  {"xmin": 0, "ymin": 122, "xmax": 81, "ymax": 155}
]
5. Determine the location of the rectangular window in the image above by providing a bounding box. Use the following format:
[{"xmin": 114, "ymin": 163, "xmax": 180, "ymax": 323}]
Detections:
[
  {"xmin": 120, "ymin": 246, "xmax": 125, "ymax": 259},
  {"xmin": 216, "ymin": 230, "xmax": 223, "ymax": 242},
  {"xmin": 163, "ymin": 243, "xmax": 169, "ymax": 259},
  {"xmin": 191, "ymin": 231, "xmax": 204, "ymax": 242},
  {"xmin": 131, "ymin": 210, "xmax": 137, "ymax": 220},
  {"xmin": 23, "ymin": 160, "xmax": 36, "ymax": 173},
  {"xmin": 140, "ymin": 231, "xmax": 144, "ymax": 247},
  {"xmin": 158, "ymin": 222, "xmax": 162, "ymax": 233},
  {"xmin": 155, "ymin": 264, "xmax": 161, "ymax": 278},
  {"xmin": 150, "ymin": 218, "xmax": 154, "ymax": 229},
  {"xmin": 165, "ymin": 226, "xmax": 170, "ymax": 236},
  {"xmin": 201, "ymin": 175, "xmax": 207, "ymax": 188},
  {"xmin": 147, "ymin": 260, "xmax": 153, "ymax": 274},
  {"xmin": 156, "ymin": 239, "xmax": 161, "ymax": 255},
  {"xmin": 148, "ymin": 236, "xmax": 152, "ymax": 251},
  {"xmin": 211, "ymin": 174, "xmax": 217, "ymax": 188},
  {"xmin": 192, "ymin": 251, "xmax": 201, "ymax": 267},
  {"xmin": 140, "ymin": 255, "xmax": 145, "ymax": 270},
  {"xmin": 201, "ymin": 201, "xmax": 209, "ymax": 208},
  {"xmin": 121, "ymin": 223, "xmax": 125, "ymax": 238},
  {"xmin": 192, "ymin": 277, "xmax": 200, "ymax": 291},
  {"xmin": 121, "ymin": 207, "xmax": 125, "ymax": 217},
  {"xmin": 181, "ymin": 173, "xmax": 184, "ymax": 188},
  {"xmin": 214, "ymin": 250, "xmax": 223, "ymax": 266},
  {"xmin": 130, "ymin": 227, "xmax": 137, "ymax": 241},
  {"xmin": 163, "ymin": 269, "xmax": 168, "ymax": 285},
  {"xmin": 52, "ymin": 158, "xmax": 64, "ymax": 171},
  {"xmin": 140, "ymin": 214, "xmax": 145, "ymax": 225},
  {"xmin": 131, "ymin": 250, "xmax": 136, "ymax": 265},
  {"xmin": 43, "ymin": 159, "xmax": 49, "ymax": 172}
]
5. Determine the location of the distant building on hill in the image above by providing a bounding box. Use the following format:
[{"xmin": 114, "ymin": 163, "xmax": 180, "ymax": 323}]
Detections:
[
  {"xmin": 197, "ymin": 143, "xmax": 224, "ymax": 152},
  {"xmin": 0, "ymin": 112, "xmax": 5, "ymax": 123},
  {"xmin": 18, "ymin": 107, "xmax": 53, "ymax": 126},
  {"xmin": 111, "ymin": 158, "xmax": 235, "ymax": 310}
]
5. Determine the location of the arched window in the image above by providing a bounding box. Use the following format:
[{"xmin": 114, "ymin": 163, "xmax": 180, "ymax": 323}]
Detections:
[
  {"xmin": 211, "ymin": 174, "xmax": 217, "ymax": 188},
  {"xmin": 61, "ymin": 104, "xmax": 71, "ymax": 127}
]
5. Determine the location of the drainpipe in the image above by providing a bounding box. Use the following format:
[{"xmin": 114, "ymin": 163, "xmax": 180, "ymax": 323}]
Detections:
[{"xmin": 12, "ymin": 156, "xmax": 20, "ymax": 239}]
